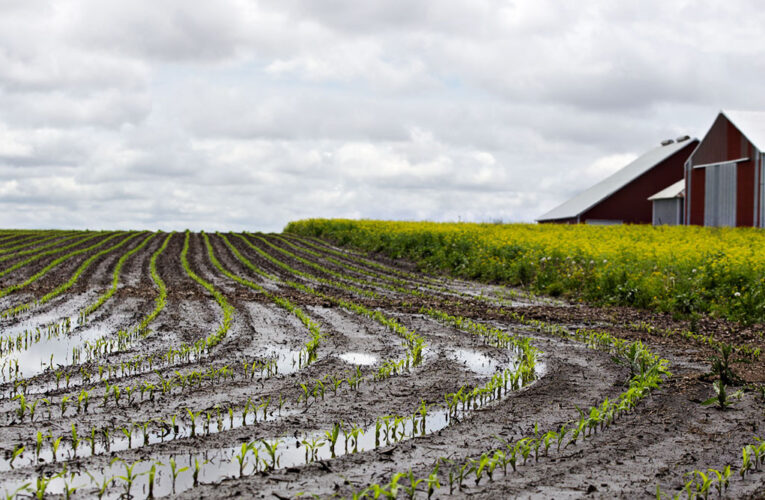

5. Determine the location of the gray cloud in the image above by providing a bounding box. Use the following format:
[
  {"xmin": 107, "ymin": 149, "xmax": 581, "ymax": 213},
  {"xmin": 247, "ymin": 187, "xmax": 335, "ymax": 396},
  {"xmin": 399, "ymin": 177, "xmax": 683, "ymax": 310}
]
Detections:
[{"xmin": 0, "ymin": 0, "xmax": 764, "ymax": 231}]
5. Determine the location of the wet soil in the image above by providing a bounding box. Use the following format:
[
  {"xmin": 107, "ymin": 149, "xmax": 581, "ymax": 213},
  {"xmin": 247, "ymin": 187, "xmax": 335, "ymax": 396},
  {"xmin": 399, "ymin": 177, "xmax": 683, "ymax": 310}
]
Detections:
[{"xmin": 0, "ymin": 232, "xmax": 763, "ymax": 499}]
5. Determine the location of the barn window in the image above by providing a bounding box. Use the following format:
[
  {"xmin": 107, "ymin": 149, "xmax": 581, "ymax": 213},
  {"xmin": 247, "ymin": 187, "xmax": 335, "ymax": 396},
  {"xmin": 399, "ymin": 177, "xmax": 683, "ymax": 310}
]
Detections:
[{"xmin": 704, "ymin": 162, "xmax": 737, "ymax": 227}]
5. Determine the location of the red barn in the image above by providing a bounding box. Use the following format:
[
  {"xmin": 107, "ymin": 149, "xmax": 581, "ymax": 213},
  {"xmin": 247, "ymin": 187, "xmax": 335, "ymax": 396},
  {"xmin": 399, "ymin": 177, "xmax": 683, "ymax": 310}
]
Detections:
[
  {"xmin": 684, "ymin": 110, "xmax": 765, "ymax": 227},
  {"xmin": 537, "ymin": 138, "xmax": 698, "ymax": 224}
]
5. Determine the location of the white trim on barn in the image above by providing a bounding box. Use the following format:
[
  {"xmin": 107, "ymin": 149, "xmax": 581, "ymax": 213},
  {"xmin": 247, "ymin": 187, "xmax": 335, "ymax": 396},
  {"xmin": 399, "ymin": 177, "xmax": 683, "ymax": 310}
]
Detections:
[{"xmin": 648, "ymin": 179, "xmax": 684, "ymax": 225}]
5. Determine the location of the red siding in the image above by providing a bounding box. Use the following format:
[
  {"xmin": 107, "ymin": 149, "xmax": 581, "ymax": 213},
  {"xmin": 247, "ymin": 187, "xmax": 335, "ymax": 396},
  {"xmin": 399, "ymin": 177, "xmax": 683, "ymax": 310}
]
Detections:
[
  {"xmin": 737, "ymin": 160, "xmax": 754, "ymax": 226},
  {"xmin": 689, "ymin": 167, "xmax": 705, "ymax": 225},
  {"xmin": 690, "ymin": 112, "xmax": 758, "ymax": 227},
  {"xmin": 579, "ymin": 141, "xmax": 697, "ymax": 224}
]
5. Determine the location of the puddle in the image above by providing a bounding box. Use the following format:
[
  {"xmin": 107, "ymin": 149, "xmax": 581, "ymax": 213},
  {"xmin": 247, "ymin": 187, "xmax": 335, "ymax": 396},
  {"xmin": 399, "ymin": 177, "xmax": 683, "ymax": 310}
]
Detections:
[
  {"xmin": 0, "ymin": 312, "xmax": 132, "ymax": 382},
  {"xmin": 338, "ymin": 352, "xmax": 377, "ymax": 366},
  {"xmin": 446, "ymin": 348, "xmax": 504, "ymax": 376},
  {"xmin": 0, "ymin": 346, "xmax": 544, "ymax": 498}
]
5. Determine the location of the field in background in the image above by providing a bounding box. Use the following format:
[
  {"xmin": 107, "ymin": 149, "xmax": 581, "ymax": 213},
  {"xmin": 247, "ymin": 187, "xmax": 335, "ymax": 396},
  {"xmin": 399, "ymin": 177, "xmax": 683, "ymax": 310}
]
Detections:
[{"xmin": 286, "ymin": 219, "xmax": 765, "ymax": 325}]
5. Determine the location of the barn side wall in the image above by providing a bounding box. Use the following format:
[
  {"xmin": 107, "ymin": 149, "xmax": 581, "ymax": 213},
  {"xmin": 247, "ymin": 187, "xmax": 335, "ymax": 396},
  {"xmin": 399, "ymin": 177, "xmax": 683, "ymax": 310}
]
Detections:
[
  {"xmin": 580, "ymin": 141, "xmax": 696, "ymax": 224},
  {"xmin": 688, "ymin": 113, "xmax": 757, "ymax": 227}
]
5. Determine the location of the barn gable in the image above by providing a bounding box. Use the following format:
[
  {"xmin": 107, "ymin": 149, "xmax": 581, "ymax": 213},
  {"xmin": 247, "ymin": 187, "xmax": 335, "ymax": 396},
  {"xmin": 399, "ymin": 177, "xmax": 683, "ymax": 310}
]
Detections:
[
  {"xmin": 685, "ymin": 110, "xmax": 765, "ymax": 227},
  {"xmin": 537, "ymin": 139, "xmax": 697, "ymax": 224}
]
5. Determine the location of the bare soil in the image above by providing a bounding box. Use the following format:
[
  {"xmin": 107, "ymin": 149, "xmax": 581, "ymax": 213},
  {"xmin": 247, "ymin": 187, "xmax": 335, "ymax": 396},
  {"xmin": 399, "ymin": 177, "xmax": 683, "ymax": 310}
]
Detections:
[{"xmin": 0, "ymin": 232, "xmax": 762, "ymax": 499}]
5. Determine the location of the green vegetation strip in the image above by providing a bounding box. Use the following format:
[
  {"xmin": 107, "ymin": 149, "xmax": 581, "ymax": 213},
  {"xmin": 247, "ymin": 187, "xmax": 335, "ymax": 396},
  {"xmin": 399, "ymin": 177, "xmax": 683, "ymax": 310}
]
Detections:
[
  {"xmin": 136, "ymin": 232, "xmax": 174, "ymax": 334},
  {"xmin": 0, "ymin": 233, "xmax": 43, "ymax": 251},
  {"xmin": 180, "ymin": 231, "xmax": 233, "ymax": 351},
  {"xmin": 254, "ymin": 233, "xmax": 422, "ymax": 297},
  {"xmin": 0, "ymin": 232, "xmax": 68, "ymax": 255},
  {"xmin": 204, "ymin": 233, "xmax": 323, "ymax": 363},
  {"xmin": 0, "ymin": 234, "xmax": 83, "ymax": 264},
  {"xmin": 0, "ymin": 232, "xmax": 108, "ymax": 279},
  {"xmin": 233, "ymin": 233, "xmax": 379, "ymax": 299},
  {"xmin": 285, "ymin": 219, "xmax": 765, "ymax": 325},
  {"xmin": 80, "ymin": 232, "xmax": 158, "ymax": 320},
  {"xmin": 226, "ymin": 233, "xmax": 425, "ymax": 374},
  {"xmin": 285, "ymin": 233, "xmax": 438, "ymax": 284},
  {"xmin": 351, "ymin": 317, "xmax": 671, "ymax": 498},
  {"xmin": 273, "ymin": 234, "xmax": 411, "ymax": 287},
  {"xmin": 1, "ymin": 232, "xmax": 142, "ymax": 318}
]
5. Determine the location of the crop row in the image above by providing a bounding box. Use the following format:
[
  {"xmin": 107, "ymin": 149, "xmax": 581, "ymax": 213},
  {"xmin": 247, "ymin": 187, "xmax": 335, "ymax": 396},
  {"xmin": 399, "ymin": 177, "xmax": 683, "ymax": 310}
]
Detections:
[{"xmin": 285, "ymin": 219, "xmax": 765, "ymax": 324}]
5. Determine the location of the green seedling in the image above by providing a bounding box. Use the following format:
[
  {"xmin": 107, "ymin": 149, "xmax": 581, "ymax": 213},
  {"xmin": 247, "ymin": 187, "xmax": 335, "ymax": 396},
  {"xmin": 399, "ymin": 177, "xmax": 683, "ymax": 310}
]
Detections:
[
  {"xmin": 35, "ymin": 431, "xmax": 43, "ymax": 460},
  {"xmin": 556, "ymin": 424, "xmax": 569, "ymax": 453},
  {"xmin": 169, "ymin": 457, "xmax": 189, "ymax": 493},
  {"xmin": 70, "ymin": 424, "xmax": 80, "ymax": 457},
  {"xmin": 147, "ymin": 461, "xmax": 163, "ymax": 498},
  {"xmin": 709, "ymin": 343, "xmax": 741, "ymax": 386},
  {"xmin": 708, "ymin": 466, "xmax": 731, "ymax": 497},
  {"xmin": 60, "ymin": 395, "xmax": 71, "ymax": 417},
  {"xmin": 77, "ymin": 389, "xmax": 90, "ymax": 414},
  {"xmin": 193, "ymin": 458, "xmax": 207, "ymax": 487},
  {"xmin": 301, "ymin": 436, "xmax": 325, "ymax": 463},
  {"xmin": 684, "ymin": 470, "xmax": 712, "ymax": 499},
  {"xmin": 702, "ymin": 380, "xmax": 743, "ymax": 410},
  {"xmin": 326, "ymin": 422, "xmax": 341, "ymax": 457},
  {"xmin": 85, "ymin": 427, "xmax": 97, "ymax": 455},
  {"xmin": 741, "ymin": 445, "xmax": 754, "ymax": 478},
  {"xmin": 2, "ymin": 483, "xmax": 30, "ymax": 500},
  {"xmin": 34, "ymin": 472, "xmax": 60, "ymax": 500},
  {"xmin": 85, "ymin": 471, "xmax": 113, "ymax": 500},
  {"xmin": 12, "ymin": 394, "xmax": 27, "ymax": 423},
  {"xmin": 28, "ymin": 398, "xmax": 48, "ymax": 422},
  {"xmin": 111, "ymin": 458, "xmax": 144, "ymax": 497},
  {"xmin": 121, "ymin": 426, "xmax": 133, "ymax": 449},
  {"xmin": 9, "ymin": 444, "xmax": 24, "ymax": 468},
  {"xmin": 262, "ymin": 438, "xmax": 281, "ymax": 470},
  {"xmin": 49, "ymin": 435, "xmax": 63, "ymax": 462},
  {"xmin": 186, "ymin": 408, "xmax": 202, "ymax": 437},
  {"xmin": 402, "ymin": 469, "xmax": 424, "ymax": 499},
  {"xmin": 426, "ymin": 463, "xmax": 440, "ymax": 499},
  {"xmin": 299, "ymin": 383, "xmax": 310, "ymax": 406},
  {"xmin": 234, "ymin": 442, "xmax": 251, "ymax": 477}
]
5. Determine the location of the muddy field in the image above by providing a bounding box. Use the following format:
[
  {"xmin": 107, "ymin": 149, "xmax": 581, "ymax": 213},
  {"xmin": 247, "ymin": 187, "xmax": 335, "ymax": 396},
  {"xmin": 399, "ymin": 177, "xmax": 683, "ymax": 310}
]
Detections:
[{"xmin": 0, "ymin": 230, "xmax": 763, "ymax": 499}]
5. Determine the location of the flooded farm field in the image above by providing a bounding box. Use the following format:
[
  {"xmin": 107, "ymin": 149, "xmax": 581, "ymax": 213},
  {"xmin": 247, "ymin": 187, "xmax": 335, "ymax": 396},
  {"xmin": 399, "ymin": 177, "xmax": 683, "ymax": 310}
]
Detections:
[{"xmin": 0, "ymin": 229, "xmax": 763, "ymax": 498}]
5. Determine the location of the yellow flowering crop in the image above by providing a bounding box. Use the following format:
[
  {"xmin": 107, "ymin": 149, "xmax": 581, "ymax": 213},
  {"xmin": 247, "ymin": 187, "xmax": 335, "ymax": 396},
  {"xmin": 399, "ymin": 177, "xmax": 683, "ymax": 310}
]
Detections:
[{"xmin": 286, "ymin": 219, "xmax": 765, "ymax": 325}]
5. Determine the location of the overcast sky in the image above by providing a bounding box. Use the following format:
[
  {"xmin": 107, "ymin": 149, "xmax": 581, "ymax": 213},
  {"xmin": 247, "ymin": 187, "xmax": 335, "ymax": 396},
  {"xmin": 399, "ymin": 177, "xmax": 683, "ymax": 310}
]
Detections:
[{"xmin": 1, "ymin": 1, "xmax": 764, "ymax": 231}]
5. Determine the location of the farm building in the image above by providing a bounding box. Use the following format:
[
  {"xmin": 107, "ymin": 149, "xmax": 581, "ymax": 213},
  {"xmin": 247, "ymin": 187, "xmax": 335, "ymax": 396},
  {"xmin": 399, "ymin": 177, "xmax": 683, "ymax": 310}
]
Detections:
[
  {"xmin": 537, "ymin": 138, "xmax": 698, "ymax": 225},
  {"xmin": 648, "ymin": 179, "xmax": 684, "ymax": 225},
  {"xmin": 684, "ymin": 110, "xmax": 765, "ymax": 227}
]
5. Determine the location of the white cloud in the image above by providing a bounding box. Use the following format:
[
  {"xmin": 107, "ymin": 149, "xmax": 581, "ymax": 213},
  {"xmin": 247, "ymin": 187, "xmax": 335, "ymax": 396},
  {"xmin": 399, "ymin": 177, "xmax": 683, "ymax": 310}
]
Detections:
[{"xmin": 0, "ymin": 0, "xmax": 764, "ymax": 230}]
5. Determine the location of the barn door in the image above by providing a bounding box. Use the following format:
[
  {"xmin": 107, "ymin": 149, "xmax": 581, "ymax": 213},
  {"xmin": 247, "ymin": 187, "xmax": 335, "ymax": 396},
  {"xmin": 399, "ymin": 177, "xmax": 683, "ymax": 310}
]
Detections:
[{"xmin": 704, "ymin": 163, "xmax": 737, "ymax": 227}]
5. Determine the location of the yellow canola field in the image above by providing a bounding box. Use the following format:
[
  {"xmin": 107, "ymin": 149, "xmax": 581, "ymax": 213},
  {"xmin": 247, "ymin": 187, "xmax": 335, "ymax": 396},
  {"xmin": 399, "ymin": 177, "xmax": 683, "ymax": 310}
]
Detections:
[{"xmin": 285, "ymin": 219, "xmax": 765, "ymax": 325}]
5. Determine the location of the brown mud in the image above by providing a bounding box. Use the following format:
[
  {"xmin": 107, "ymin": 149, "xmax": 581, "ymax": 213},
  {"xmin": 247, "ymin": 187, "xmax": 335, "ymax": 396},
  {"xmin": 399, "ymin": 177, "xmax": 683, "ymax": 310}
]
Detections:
[{"xmin": 0, "ymin": 232, "xmax": 762, "ymax": 499}]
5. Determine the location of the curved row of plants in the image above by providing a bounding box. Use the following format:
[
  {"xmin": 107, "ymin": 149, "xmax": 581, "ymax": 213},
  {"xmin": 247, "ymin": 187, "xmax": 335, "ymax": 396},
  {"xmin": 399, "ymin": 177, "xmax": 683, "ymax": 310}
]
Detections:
[{"xmin": 285, "ymin": 219, "xmax": 765, "ymax": 325}]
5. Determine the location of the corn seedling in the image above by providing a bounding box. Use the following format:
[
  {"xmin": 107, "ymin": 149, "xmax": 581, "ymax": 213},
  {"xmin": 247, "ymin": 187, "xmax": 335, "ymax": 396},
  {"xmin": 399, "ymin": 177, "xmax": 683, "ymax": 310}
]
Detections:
[
  {"xmin": 302, "ymin": 436, "xmax": 325, "ymax": 463},
  {"xmin": 49, "ymin": 435, "xmax": 62, "ymax": 462},
  {"xmin": 702, "ymin": 380, "xmax": 742, "ymax": 410},
  {"xmin": 426, "ymin": 463, "xmax": 440, "ymax": 499},
  {"xmin": 402, "ymin": 469, "xmax": 424, "ymax": 499},
  {"xmin": 708, "ymin": 466, "xmax": 731, "ymax": 497},
  {"xmin": 169, "ymin": 457, "xmax": 188, "ymax": 493},
  {"xmin": 234, "ymin": 442, "xmax": 251, "ymax": 477},
  {"xmin": 262, "ymin": 438, "xmax": 282, "ymax": 470},
  {"xmin": 326, "ymin": 421, "xmax": 341, "ymax": 457},
  {"xmin": 70, "ymin": 424, "xmax": 80, "ymax": 457},
  {"xmin": 85, "ymin": 471, "xmax": 113, "ymax": 500},
  {"xmin": 112, "ymin": 458, "xmax": 145, "ymax": 497},
  {"xmin": 9, "ymin": 444, "xmax": 24, "ymax": 468}
]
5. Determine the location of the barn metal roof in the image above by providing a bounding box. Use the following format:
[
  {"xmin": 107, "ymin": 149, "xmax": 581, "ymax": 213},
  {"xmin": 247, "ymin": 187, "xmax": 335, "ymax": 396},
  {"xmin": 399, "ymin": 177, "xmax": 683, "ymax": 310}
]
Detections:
[
  {"xmin": 537, "ymin": 140, "xmax": 694, "ymax": 222},
  {"xmin": 722, "ymin": 110, "xmax": 765, "ymax": 151},
  {"xmin": 648, "ymin": 179, "xmax": 684, "ymax": 200}
]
